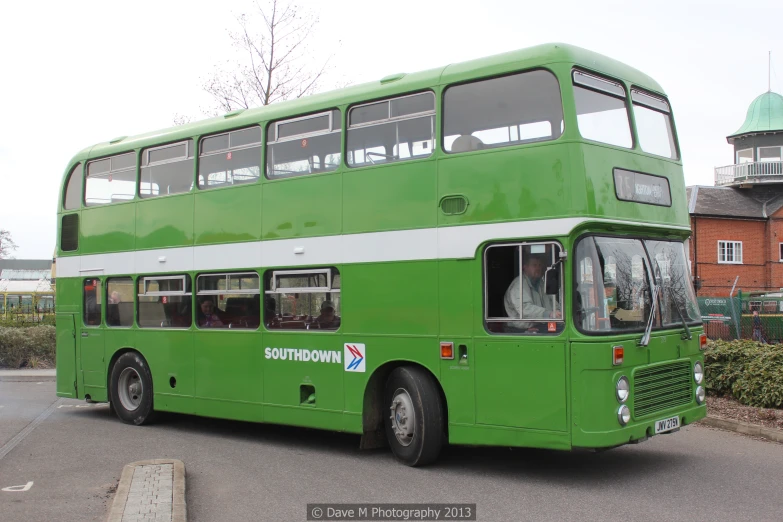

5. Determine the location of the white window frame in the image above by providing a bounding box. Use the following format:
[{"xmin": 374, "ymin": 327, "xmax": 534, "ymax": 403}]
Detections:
[
  {"xmin": 758, "ymin": 146, "xmax": 783, "ymax": 162},
  {"xmin": 717, "ymin": 240, "xmax": 743, "ymax": 264},
  {"xmin": 736, "ymin": 148, "xmax": 754, "ymax": 164}
]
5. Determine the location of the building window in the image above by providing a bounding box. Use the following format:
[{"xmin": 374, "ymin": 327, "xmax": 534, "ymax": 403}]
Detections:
[
  {"xmin": 717, "ymin": 240, "xmax": 742, "ymax": 264},
  {"xmin": 779, "ymin": 243, "xmax": 783, "ymax": 262},
  {"xmin": 736, "ymin": 148, "xmax": 753, "ymax": 164},
  {"xmin": 758, "ymin": 146, "xmax": 782, "ymax": 162},
  {"xmin": 264, "ymin": 268, "xmax": 341, "ymax": 330}
]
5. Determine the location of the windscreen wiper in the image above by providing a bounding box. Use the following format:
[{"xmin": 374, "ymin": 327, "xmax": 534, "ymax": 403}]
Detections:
[
  {"xmin": 672, "ymin": 298, "xmax": 692, "ymax": 340},
  {"xmin": 638, "ymin": 285, "xmax": 659, "ymax": 347}
]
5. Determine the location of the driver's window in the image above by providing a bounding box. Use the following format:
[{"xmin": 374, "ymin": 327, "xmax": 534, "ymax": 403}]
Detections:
[{"xmin": 484, "ymin": 242, "xmax": 564, "ymax": 335}]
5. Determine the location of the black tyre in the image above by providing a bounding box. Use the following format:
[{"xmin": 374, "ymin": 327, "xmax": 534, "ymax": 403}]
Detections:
[
  {"xmin": 109, "ymin": 352, "xmax": 155, "ymax": 425},
  {"xmin": 383, "ymin": 366, "xmax": 445, "ymax": 466}
]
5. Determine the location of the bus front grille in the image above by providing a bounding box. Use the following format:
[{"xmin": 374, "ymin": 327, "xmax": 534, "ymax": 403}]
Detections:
[{"xmin": 633, "ymin": 361, "xmax": 692, "ymax": 418}]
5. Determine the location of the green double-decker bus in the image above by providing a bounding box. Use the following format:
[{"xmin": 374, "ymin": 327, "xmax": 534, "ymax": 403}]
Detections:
[{"xmin": 55, "ymin": 43, "xmax": 706, "ymax": 466}]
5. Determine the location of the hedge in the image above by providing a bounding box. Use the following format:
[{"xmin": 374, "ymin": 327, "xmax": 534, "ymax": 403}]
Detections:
[
  {"xmin": 704, "ymin": 339, "xmax": 783, "ymax": 408},
  {"xmin": 0, "ymin": 326, "xmax": 56, "ymax": 369}
]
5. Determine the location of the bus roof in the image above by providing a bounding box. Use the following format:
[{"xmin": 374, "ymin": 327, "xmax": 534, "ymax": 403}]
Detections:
[{"xmin": 67, "ymin": 42, "xmax": 665, "ymax": 170}]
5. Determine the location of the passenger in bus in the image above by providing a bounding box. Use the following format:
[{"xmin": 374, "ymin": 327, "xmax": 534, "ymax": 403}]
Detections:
[
  {"xmin": 313, "ymin": 300, "xmax": 340, "ymax": 329},
  {"xmin": 503, "ymin": 253, "xmax": 561, "ymax": 330},
  {"xmin": 451, "ymin": 135, "xmax": 484, "ymax": 153},
  {"xmin": 198, "ymin": 297, "xmax": 224, "ymax": 328}
]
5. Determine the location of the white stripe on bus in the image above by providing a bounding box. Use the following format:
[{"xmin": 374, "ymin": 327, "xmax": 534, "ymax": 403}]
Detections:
[{"xmin": 56, "ymin": 218, "xmax": 689, "ymax": 278}]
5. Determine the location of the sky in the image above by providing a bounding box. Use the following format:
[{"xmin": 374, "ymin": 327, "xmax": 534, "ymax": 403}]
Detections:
[{"xmin": 1, "ymin": 0, "xmax": 782, "ymax": 259}]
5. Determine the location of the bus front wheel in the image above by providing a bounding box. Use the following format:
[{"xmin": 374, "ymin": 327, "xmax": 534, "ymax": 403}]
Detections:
[
  {"xmin": 109, "ymin": 352, "xmax": 155, "ymax": 426},
  {"xmin": 383, "ymin": 366, "xmax": 444, "ymax": 466}
]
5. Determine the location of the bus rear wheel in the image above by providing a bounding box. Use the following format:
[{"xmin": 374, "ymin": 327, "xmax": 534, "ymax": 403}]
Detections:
[
  {"xmin": 383, "ymin": 366, "xmax": 445, "ymax": 466},
  {"xmin": 110, "ymin": 352, "xmax": 155, "ymax": 425}
]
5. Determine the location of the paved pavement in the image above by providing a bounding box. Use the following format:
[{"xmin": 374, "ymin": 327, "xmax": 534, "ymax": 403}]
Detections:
[
  {"xmin": 0, "ymin": 369, "xmax": 56, "ymax": 382},
  {"xmin": 2, "ymin": 380, "xmax": 783, "ymax": 521}
]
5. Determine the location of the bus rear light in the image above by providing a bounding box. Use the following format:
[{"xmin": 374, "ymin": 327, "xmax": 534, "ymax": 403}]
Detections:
[
  {"xmin": 440, "ymin": 342, "xmax": 454, "ymax": 359},
  {"xmin": 613, "ymin": 346, "xmax": 624, "ymax": 366},
  {"xmin": 699, "ymin": 334, "xmax": 707, "ymax": 350}
]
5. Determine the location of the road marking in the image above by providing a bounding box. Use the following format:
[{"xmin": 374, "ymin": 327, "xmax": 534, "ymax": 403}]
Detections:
[
  {"xmin": 2, "ymin": 481, "xmax": 33, "ymax": 492},
  {"xmin": 0, "ymin": 398, "xmax": 62, "ymax": 462}
]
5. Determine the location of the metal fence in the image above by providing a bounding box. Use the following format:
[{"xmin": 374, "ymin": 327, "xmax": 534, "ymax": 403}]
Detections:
[
  {"xmin": 698, "ymin": 294, "xmax": 783, "ymax": 343},
  {"xmin": 0, "ymin": 305, "xmax": 56, "ymax": 326}
]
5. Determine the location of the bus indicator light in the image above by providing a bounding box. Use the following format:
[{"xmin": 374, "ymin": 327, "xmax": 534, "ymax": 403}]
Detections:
[
  {"xmin": 699, "ymin": 334, "xmax": 707, "ymax": 350},
  {"xmin": 440, "ymin": 342, "xmax": 454, "ymax": 359},
  {"xmin": 613, "ymin": 346, "xmax": 624, "ymax": 366}
]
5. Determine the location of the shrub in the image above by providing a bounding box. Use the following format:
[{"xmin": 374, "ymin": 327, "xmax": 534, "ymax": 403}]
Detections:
[
  {"xmin": 705, "ymin": 339, "xmax": 783, "ymax": 408},
  {"xmin": 0, "ymin": 326, "xmax": 56, "ymax": 369}
]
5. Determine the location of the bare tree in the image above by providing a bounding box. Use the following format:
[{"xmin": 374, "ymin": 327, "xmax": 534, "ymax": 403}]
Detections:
[
  {"xmin": 203, "ymin": 0, "xmax": 336, "ymax": 114},
  {"xmin": 0, "ymin": 229, "xmax": 17, "ymax": 259}
]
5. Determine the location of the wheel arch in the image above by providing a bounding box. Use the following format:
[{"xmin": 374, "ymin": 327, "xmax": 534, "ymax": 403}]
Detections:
[{"xmin": 360, "ymin": 360, "xmax": 448, "ymax": 450}]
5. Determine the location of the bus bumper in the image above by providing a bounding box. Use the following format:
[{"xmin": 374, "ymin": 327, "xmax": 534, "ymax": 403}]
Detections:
[{"xmin": 572, "ymin": 403, "xmax": 707, "ymax": 449}]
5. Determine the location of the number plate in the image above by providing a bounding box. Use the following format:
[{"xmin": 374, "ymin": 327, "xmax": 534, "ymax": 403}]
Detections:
[{"xmin": 654, "ymin": 415, "xmax": 680, "ymax": 434}]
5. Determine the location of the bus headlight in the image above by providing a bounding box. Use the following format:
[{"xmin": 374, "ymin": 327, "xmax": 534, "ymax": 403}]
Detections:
[
  {"xmin": 617, "ymin": 405, "xmax": 631, "ymax": 426},
  {"xmin": 616, "ymin": 376, "xmax": 630, "ymax": 403},
  {"xmin": 695, "ymin": 386, "xmax": 705, "ymax": 405},
  {"xmin": 694, "ymin": 361, "xmax": 704, "ymax": 384}
]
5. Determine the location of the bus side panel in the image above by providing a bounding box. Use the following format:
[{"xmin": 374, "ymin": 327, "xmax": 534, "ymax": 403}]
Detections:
[
  {"xmin": 437, "ymin": 145, "xmax": 571, "ymax": 227},
  {"xmin": 262, "ymin": 174, "xmax": 342, "ymax": 239},
  {"xmin": 136, "ymin": 194, "xmax": 194, "ymax": 250},
  {"xmin": 55, "ymin": 314, "xmax": 77, "ymax": 398},
  {"xmin": 341, "ymin": 261, "xmax": 440, "ymax": 423},
  {"xmin": 438, "ymin": 259, "xmax": 475, "ymax": 425},
  {"xmin": 195, "ymin": 184, "xmax": 262, "ymax": 245},
  {"xmin": 136, "ymin": 330, "xmax": 195, "ymax": 412},
  {"xmin": 342, "ymin": 160, "xmax": 436, "ymax": 234},
  {"xmin": 80, "ymin": 203, "xmax": 136, "ymax": 255}
]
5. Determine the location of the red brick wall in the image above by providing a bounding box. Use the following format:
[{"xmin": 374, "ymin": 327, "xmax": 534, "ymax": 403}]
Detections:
[
  {"xmin": 691, "ymin": 216, "xmax": 767, "ymax": 297},
  {"xmin": 766, "ymin": 208, "xmax": 783, "ymax": 292}
]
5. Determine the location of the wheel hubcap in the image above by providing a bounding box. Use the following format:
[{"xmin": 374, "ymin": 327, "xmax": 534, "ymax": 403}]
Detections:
[
  {"xmin": 389, "ymin": 388, "xmax": 415, "ymax": 446},
  {"xmin": 118, "ymin": 368, "xmax": 143, "ymax": 411}
]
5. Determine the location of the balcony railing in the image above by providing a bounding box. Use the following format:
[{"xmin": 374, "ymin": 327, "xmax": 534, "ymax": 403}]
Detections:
[{"xmin": 715, "ymin": 161, "xmax": 783, "ymax": 186}]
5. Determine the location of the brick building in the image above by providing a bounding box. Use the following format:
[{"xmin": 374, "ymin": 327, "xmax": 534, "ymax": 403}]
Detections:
[{"xmin": 687, "ymin": 90, "xmax": 783, "ymax": 297}]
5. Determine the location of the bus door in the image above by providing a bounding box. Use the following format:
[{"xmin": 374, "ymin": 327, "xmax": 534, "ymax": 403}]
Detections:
[
  {"xmin": 55, "ymin": 313, "xmax": 77, "ymax": 398},
  {"xmin": 476, "ymin": 242, "xmax": 567, "ymax": 432},
  {"xmin": 80, "ymin": 278, "xmax": 106, "ymax": 397}
]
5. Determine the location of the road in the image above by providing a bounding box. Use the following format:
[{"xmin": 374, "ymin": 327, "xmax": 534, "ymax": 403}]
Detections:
[{"xmin": 1, "ymin": 380, "xmax": 782, "ymax": 522}]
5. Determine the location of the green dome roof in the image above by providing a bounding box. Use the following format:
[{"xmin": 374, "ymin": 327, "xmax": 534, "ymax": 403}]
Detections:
[{"xmin": 729, "ymin": 91, "xmax": 783, "ymax": 139}]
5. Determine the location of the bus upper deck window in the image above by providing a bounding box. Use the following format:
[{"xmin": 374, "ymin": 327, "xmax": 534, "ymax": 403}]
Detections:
[
  {"xmin": 347, "ymin": 93, "xmax": 435, "ymax": 167},
  {"xmin": 443, "ymin": 70, "xmax": 563, "ymax": 153},
  {"xmin": 573, "ymin": 70, "xmax": 632, "ymax": 149},
  {"xmin": 631, "ymin": 89, "xmax": 678, "ymax": 159}
]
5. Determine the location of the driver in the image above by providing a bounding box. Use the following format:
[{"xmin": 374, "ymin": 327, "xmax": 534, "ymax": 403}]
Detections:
[{"xmin": 504, "ymin": 253, "xmax": 561, "ymax": 330}]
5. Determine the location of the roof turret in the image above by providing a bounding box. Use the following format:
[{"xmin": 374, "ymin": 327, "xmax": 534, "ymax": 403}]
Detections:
[{"xmin": 728, "ymin": 91, "xmax": 783, "ymax": 141}]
